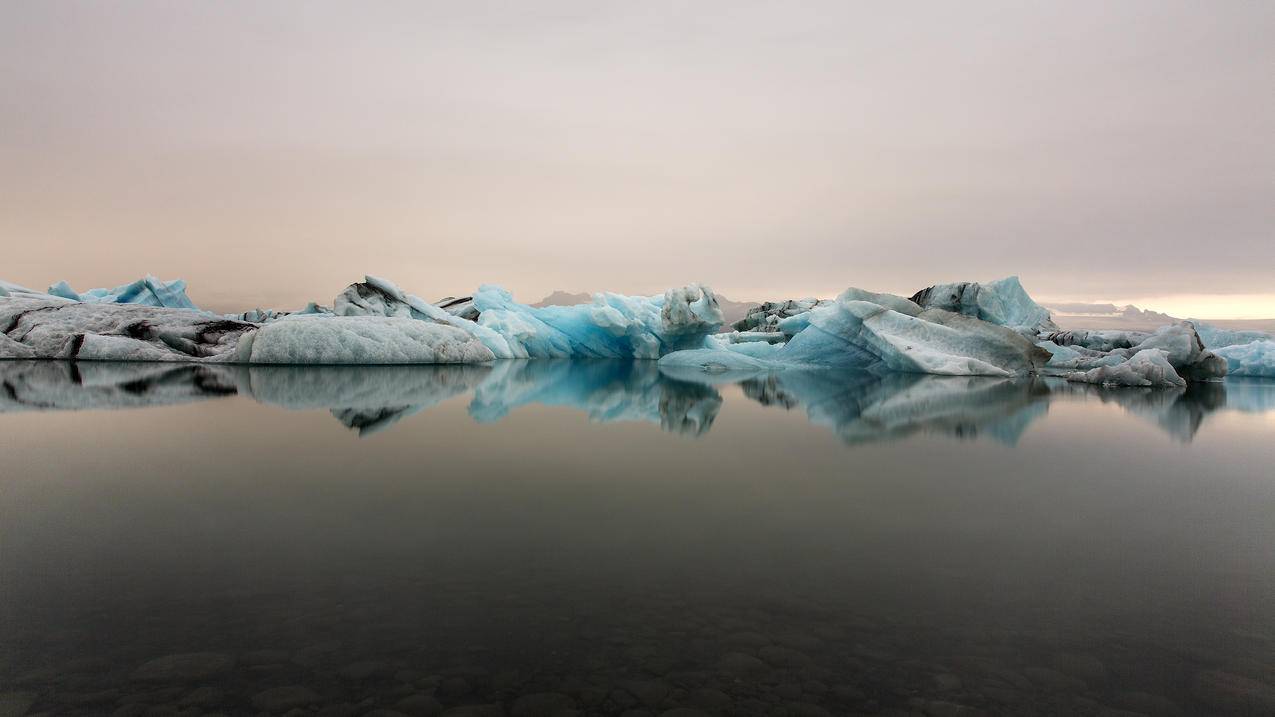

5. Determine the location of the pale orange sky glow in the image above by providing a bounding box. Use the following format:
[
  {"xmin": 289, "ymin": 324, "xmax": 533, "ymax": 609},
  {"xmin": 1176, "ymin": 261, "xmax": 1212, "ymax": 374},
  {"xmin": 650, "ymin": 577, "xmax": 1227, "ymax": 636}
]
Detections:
[{"xmin": 2, "ymin": 2, "xmax": 1272, "ymax": 317}]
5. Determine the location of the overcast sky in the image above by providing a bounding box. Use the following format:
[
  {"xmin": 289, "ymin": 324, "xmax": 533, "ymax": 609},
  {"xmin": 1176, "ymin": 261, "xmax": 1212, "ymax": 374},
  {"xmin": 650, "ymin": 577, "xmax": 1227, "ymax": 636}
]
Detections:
[{"xmin": 2, "ymin": 1, "xmax": 1272, "ymax": 316}]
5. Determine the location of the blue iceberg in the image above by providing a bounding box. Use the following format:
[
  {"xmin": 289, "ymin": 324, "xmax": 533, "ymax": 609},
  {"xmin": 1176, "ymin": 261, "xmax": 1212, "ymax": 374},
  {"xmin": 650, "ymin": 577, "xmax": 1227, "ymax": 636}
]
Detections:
[
  {"xmin": 46, "ymin": 275, "xmax": 199, "ymax": 310},
  {"xmin": 659, "ymin": 285, "xmax": 1050, "ymax": 377}
]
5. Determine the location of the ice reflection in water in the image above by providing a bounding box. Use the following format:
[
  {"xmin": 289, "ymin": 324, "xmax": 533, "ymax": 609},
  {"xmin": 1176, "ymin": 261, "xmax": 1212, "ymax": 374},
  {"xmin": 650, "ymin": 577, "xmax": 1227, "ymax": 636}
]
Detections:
[
  {"xmin": 2, "ymin": 359, "xmax": 1272, "ymax": 444},
  {"xmin": 2, "ymin": 362, "xmax": 1275, "ymax": 716}
]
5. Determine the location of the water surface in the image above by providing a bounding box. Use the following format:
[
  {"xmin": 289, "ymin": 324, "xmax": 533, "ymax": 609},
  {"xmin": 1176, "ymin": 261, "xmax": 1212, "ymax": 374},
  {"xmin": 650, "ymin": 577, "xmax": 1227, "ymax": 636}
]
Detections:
[{"xmin": 2, "ymin": 360, "xmax": 1273, "ymax": 717}]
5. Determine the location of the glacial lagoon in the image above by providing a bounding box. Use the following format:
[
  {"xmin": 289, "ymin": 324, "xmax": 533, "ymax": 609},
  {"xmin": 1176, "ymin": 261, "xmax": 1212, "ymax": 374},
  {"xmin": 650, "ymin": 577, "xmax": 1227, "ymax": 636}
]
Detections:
[{"xmin": 2, "ymin": 360, "xmax": 1274, "ymax": 716}]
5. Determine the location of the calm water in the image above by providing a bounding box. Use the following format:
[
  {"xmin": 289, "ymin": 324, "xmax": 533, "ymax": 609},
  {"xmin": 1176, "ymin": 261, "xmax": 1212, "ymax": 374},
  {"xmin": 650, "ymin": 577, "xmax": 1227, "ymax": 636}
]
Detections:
[{"xmin": 1, "ymin": 360, "xmax": 1273, "ymax": 717}]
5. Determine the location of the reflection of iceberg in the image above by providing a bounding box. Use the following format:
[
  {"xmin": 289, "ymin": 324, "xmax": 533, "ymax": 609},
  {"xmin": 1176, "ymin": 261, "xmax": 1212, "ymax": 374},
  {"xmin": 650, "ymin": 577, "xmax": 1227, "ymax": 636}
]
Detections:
[
  {"xmin": 732, "ymin": 370, "xmax": 1050, "ymax": 446},
  {"xmin": 1043, "ymin": 378, "xmax": 1228, "ymax": 443},
  {"xmin": 243, "ymin": 364, "xmax": 492, "ymax": 436},
  {"xmin": 5, "ymin": 359, "xmax": 1264, "ymax": 443},
  {"xmin": 1222, "ymin": 379, "xmax": 1275, "ymax": 413},
  {"xmin": 0, "ymin": 360, "xmax": 238, "ymax": 412},
  {"xmin": 468, "ymin": 360, "xmax": 720, "ymax": 436}
]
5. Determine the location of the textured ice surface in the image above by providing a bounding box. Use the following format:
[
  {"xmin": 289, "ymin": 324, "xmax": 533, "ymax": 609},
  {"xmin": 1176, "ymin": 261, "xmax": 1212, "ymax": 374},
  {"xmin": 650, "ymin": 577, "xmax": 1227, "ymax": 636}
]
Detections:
[
  {"xmin": 1065, "ymin": 348, "xmax": 1187, "ymax": 387},
  {"xmin": 909, "ymin": 276, "xmax": 1057, "ymax": 336},
  {"xmin": 0, "ymin": 298, "xmax": 253, "ymax": 362},
  {"xmin": 1212, "ymin": 340, "xmax": 1275, "ymax": 377},
  {"xmin": 0, "ymin": 298, "xmax": 494, "ymax": 365},
  {"xmin": 731, "ymin": 298, "xmax": 829, "ymax": 333},
  {"xmin": 1041, "ymin": 323, "xmax": 1226, "ymax": 383},
  {"xmin": 46, "ymin": 276, "xmax": 199, "ymax": 310},
  {"xmin": 472, "ymin": 283, "xmax": 723, "ymax": 359},
  {"xmin": 661, "ymin": 287, "xmax": 1049, "ymax": 377},
  {"xmin": 236, "ymin": 315, "xmax": 495, "ymax": 365}
]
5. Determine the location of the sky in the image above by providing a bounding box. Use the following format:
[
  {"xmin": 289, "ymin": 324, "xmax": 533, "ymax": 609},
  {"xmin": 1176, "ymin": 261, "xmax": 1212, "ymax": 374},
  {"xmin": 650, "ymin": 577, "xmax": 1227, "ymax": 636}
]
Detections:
[{"xmin": 2, "ymin": 1, "xmax": 1272, "ymax": 317}]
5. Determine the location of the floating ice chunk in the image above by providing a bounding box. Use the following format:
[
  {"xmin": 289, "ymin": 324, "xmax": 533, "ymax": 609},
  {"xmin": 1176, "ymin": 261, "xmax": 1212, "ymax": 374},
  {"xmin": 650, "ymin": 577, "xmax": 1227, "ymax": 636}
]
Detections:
[
  {"xmin": 46, "ymin": 275, "xmax": 199, "ymax": 310},
  {"xmin": 1212, "ymin": 340, "xmax": 1275, "ymax": 377},
  {"xmin": 472, "ymin": 283, "xmax": 722, "ymax": 359},
  {"xmin": 0, "ymin": 298, "xmax": 254, "ymax": 361},
  {"xmin": 663, "ymin": 287, "xmax": 1048, "ymax": 377},
  {"xmin": 236, "ymin": 315, "xmax": 495, "ymax": 365},
  {"xmin": 1066, "ymin": 348, "xmax": 1186, "ymax": 387},
  {"xmin": 909, "ymin": 276, "xmax": 1057, "ymax": 335},
  {"xmin": 334, "ymin": 276, "xmax": 518, "ymax": 358},
  {"xmin": 1042, "ymin": 322, "xmax": 1225, "ymax": 382}
]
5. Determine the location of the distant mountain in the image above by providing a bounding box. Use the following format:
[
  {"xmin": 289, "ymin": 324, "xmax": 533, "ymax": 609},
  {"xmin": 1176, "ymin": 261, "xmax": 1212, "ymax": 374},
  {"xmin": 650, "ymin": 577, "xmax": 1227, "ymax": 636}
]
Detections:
[
  {"xmin": 714, "ymin": 295, "xmax": 759, "ymax": 327},
  {"xmin": 532, "ymin": 290, "xmax": 759, "ymax": 328},
  {"xmin": 1043, "ymin": 301, "xmax": 1275, "ymax": 333},
  {"xmin": 530, "ymin": 291, "xmax": 592, "ymax": 308},
  {"xmin": 1043, "ymin": 302, "xmax": 1177, "ymax": 331}
]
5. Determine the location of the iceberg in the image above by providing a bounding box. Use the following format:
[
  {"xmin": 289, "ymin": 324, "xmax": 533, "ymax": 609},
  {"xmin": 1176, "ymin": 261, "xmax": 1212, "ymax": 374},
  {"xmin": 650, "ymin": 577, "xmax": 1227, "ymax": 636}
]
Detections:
[
  {"xmin": 1041, "ymin": 322, "xmax": 1226, "ymax": 383},
  {"xmin": 46, "ymin": 275, "xmax": 199, "ymax": 310},
  {"xmin": 0, "ymin": 298, "xmax": 494, "ymax": 365},
  {"xmin": 1064, "ymin": 348, "xmax": 1186, "ymax": 387},
  {"xmin": 1, "ymin": 298, "xmax": 254, "ymax": 362},
  {"xmin": 660, "ymin": 285, "xmax": 1050, "ymax": 377},
  {"xmin": 471, "ymin": 283, "xmax": 723, "ymax": 359},
  {"xmin": 909, "ymin": 276, "xmax": 1058, "ymax": 336},
  {"xmin": 0, "ymin": 271, "xmax": 1246, "ymax": 383},
  {"xmin": 236, "ymin": 315, "xmax": 495, "ymax": 365},
  {"xmin": 1212, "ymin": 340, "xmax": 1275, "ymax": 378}
]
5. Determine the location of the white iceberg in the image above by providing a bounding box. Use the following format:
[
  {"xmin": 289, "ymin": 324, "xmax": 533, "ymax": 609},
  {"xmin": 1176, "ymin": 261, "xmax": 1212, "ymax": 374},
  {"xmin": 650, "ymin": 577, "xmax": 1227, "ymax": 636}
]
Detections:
[
  {"xmin": 0, "ymin": 298, "xmax": 495, "ymax": 365},
  {"xmin": 1, "ymin": 298, "xmax": 253, "ymax": 362},
  {"xmin": 1041, "ymin": 322, "xmax": 1226, "ymax": 383},
  {"xmin": 235, "ymin": 315, "xmax": 495, "ymax": 365},
  {"xmin": 1065, "ymin": 348, "xmax": 1186, "ymax": 387}
]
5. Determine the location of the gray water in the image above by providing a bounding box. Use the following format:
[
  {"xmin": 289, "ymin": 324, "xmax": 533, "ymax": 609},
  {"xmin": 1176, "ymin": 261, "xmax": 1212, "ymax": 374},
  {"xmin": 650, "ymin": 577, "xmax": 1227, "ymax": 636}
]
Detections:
[{"xmin": 1, "ymin": 360, "xmax": 1273, "ymax": 717}]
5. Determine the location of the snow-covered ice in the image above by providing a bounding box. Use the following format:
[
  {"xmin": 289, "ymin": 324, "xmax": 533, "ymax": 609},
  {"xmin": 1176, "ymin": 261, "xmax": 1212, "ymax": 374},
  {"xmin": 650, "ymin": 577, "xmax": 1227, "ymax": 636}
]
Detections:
[
  {"xmin": 236, "ymin": 315, "xmax": 495, "ymax": 365},
  {"xmin": 0, "ymin": 298, "xmax": 493, "ymax": 365}
]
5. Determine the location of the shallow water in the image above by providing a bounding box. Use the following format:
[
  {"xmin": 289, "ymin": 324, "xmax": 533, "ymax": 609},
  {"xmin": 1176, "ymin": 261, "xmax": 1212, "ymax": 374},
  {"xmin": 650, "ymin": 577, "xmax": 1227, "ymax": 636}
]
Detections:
[{"xmin": 1, "ymin": 360, "xmax": 1273, "ymax": 717}]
